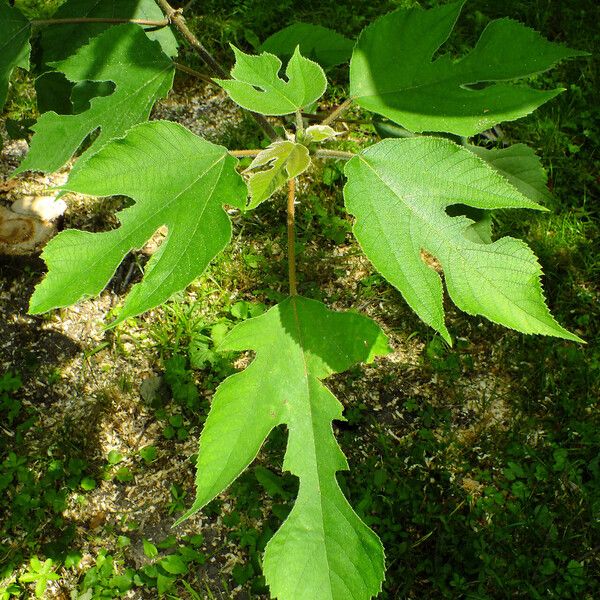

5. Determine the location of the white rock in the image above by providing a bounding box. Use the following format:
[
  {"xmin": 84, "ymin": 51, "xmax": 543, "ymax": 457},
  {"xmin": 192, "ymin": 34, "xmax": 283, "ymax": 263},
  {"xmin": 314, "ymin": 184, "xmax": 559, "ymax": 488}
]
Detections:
[
  {"xmin": 0, "ymin": 205, "xmax": 58, "ymax": 255},
  {"xmin": 11, "ymin": 195, "xmax": 67, "ymax": 222}
]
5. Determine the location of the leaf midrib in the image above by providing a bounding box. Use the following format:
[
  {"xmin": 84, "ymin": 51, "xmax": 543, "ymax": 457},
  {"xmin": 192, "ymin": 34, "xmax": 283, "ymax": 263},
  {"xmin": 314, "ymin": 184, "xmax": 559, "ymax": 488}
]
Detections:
[{"xmin": 288, "ymin": 296, "xmax": 335, "ymax": 597}]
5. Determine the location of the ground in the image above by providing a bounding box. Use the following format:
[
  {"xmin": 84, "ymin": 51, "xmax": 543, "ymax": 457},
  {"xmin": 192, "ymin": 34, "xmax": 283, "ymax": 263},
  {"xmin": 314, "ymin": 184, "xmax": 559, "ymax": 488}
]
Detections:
[{"xmin": 1, "ymin": 0, "xmax": 599, "ymax": 599}]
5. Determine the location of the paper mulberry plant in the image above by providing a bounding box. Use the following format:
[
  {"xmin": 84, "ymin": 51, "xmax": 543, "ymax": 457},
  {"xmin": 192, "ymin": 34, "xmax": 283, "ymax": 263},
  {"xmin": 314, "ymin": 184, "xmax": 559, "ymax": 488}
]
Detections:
[{"xmin": 1, "ymin": 0, "xmax": 587, "ymax": 597}]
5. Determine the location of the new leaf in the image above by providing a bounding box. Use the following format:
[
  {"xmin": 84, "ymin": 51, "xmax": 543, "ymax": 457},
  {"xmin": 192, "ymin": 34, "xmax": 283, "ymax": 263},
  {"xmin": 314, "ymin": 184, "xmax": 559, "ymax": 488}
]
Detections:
[
  {"xmin": 350, "ymin": 1, "xmax": 587, "ymax": 136},
  {"xmin": 28, "ymin": 121, "xmax": 246, "ymax": 324},
  {"xmin": 216, "ymin": 46, "xmax": 327, "ymax": 116},
  {"xmin": 15, "ymin": 24, "xmax": 174, "ymax": 174},
  {"xmin": 344, "ymin": 137, "xmax": 581, "ymax": 343},
  {"xmin": 0, "ymin": 1, "xmax": 30, "ymax": 111},
  {"xmin": 180, "ymin": 297, "xmax": 390, "ymax": 600},
  {"xmin": 246, "ymin": 141, "xmax": 310, "ymax": 209}
]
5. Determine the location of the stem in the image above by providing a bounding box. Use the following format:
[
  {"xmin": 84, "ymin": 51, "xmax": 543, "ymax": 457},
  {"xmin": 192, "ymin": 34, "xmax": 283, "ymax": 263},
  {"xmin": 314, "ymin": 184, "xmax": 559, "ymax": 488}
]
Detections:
[
  {"xmin": 302, "ymin": 112, "xmax": 372, "ymax": 125},
  {"xmin": 321, "ymin": 97, "xmax": 354, "ymax": 127},
  {"xmin": 287, "ymin": 178, "xmax": 298, "ymax": 296},
  {"xmin": 314, "ymin": 149, "xmax": 355, "ymax": 160},
  {"xmin": 156, "ymin": 0, "xmax": 279, "ymax": 141},
  {"xmin": 295, "ymin": 109, "xmax": 304, "ymax": 138},
  {"xmin": 32, "ymin": 17, "xmax": 169, "ymax": 27},
  {"xmin": 174, "ymin": 62, "xmax": 214, "ymax": 85},
  {"xmin": 228, "ymin": 149, "xmax": 262, "ymax": 157}
]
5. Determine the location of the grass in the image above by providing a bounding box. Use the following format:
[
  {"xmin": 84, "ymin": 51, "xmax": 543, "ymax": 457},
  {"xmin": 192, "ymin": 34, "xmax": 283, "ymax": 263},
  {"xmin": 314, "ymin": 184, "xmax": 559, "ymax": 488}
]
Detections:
[{"xmin": 1, "ymin": 0, "xmax": 599, "ymax": 598}]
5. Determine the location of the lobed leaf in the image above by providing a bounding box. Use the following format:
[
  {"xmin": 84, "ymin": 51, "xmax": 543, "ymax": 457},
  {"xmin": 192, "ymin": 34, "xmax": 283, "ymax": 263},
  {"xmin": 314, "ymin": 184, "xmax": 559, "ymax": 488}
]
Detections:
[
  {"xmin": 468, "ymin": 143, "xmax": 552, "ymax": 204},
  {"xmin": 446, "ymin": 142, "xmax": 553, "ymax": 245},
  {"xmin": 0, "ymin": 1, "xmax": 30, "ymax": 111},
  {"xmin": 216, "ymin": 46, "xmax": 327, "ymax": 116},
  {"xmin": 344, "ymin": 137, "xmax": 581, "ymax": 343},
  {"xmin": 15, "ymin": 24, "xmax": 174, "ymax": 175},
  {"xmin": 35, "ymin": 0, "xmax": 177, "ymax": 119},
  {"xmin": 350, "ymin": 1, "xmax": 588, "ymax": 136},
  {"xmin": 28, "ymin": 121, "xmax": 247, "ymax": 324},
  {"xmin": 245, "ymin": 141, "xmax": 310, "ymax": 209},
  {"xmin": 260, "ymin": 23, "xmax": 354, "ymax": 69},
  {"xmin": 40, "ymin": 0, "xmax": 178, "ymax": 62},
  {"xmin": 179, "ymin": 296, "xmax": 390, "ymax": 600}
]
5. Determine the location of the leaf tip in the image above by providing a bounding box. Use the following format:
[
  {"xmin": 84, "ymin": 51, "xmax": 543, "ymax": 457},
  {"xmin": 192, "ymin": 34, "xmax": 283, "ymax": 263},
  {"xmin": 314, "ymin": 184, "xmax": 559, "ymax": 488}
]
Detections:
[{"xmin": 555, "ymin": 328, "xmax": 585, "ymax": 344}]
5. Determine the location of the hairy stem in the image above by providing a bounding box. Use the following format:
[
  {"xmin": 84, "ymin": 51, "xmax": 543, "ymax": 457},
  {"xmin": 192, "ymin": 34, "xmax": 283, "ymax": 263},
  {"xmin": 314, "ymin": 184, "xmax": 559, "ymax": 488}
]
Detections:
[
  {"xmin": 315, "ymin": 149, "xmax": 355, "ymax": 160},
  {"xmin": 228, "ymin": 149, "xmax": 262, "ymax": 157},
  {"xmin": 303, "ymin": 112, "xmax": 372, "ymax": 125},
  {"xmin": 32, "ymin": 17, "xmax": 169, "ymax": 26},
  {"xmin": 174, "ymin": 62, "xmax": 213, "ymax": 85},
  {"xmin": 287, "ymin": 178, "xmax": 298, "ymax": 296},
  {"xmin": 295, "ymin": 109, "xmax": 304, "ymax": 139},
  {"xmin": 156, "ymin": 0, "xmax": 279, "ymax": 141},
  {"xmin": 321, "ymin": 97, "xmax": 354, "ymax": 126}
]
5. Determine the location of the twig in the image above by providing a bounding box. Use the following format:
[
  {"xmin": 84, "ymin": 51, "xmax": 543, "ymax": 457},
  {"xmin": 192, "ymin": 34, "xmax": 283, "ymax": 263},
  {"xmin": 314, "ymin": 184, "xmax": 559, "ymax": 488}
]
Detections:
[
  {"xmin": 32, "ymin": 17, "xmax": 169, "ymax": 27},
  {"xmin": 321, "ymin": 97, "xmax": 354, "ymax": 126},
  {"xmin": 314, "ymin": 149, "xmax": 355, "ymax": 160},
  {"xmin": 287, "ymin": 178, "xmax": 298, "ymax": 296},
  {"xmin": 174, "ymin": 62, "xmax": 214, "ymax": 85},
  {"xmin": 155, "ymin": 0, "xmax": 279, "ymax": 141}
]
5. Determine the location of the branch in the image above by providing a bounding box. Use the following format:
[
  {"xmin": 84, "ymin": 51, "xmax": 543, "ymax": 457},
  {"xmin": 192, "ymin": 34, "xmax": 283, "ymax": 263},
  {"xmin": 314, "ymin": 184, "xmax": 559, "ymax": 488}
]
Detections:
[
  {"xmin": 287, "ymin": 178, "xmax": 298, "ymax": 296},
  {"xmin": 155, "ymin": 0, "xmax": 279, "ymax": 142},
  {"xmin": 32, "ymin": 17, "xmax": 169, "ymax": 27},
  {"xmin": 174, "ymin": 62, "xmax": 213, "ymax": 85},
  {"xmin": 314, "ymin": 149, "xmax": 355, "ymax": 160}
]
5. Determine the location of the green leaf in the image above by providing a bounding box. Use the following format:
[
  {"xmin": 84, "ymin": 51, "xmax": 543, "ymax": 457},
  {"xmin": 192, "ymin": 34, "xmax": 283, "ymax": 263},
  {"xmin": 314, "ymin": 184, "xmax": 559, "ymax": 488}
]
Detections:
[
  {"xmin": 0, "ymin": 1, "xmax": 30, "ymax": 111},
  {"xmin": 467, "ymin": 143, "xmax": 552, "ymax": 204},
  {"xmin": 344, "ymin": 137, "xmax": 581, "ymax": 343},
  {"xmin": 115, "ymin": 467, "xmax": 133, "ymax": 483},
  {"xmin": 156, "ymin": 572, "xmax": 175, "ymax": 594},
  {"xmin": 139, "ymin": 446, "xmax": 158, "ymax": 463},
  {"xmin": 80, "ymin": 476, "xmax": 96, "ymax": 491},
  {"xmin": 245, "ymin": 141, "xmax": 310, "ymax": 208},
  {"xmin": 304, "ymin": 124, "xmax": 340, "ymax": 143},
  {"xmin": 143, "ymin": 539, "xmax": 158, "ymax": 559},
  {"xmin": 254, "ymin": 466, "xmax": 289, "ymax": 499},
  {"xmin": 107, "ymin": 450, "xmax": 123, "ymax": 465},
  {"xmin": 40, "ymin": 0, "xmax": 178, "ymax": 62},
  {"xmin": 110, "ymin": 573, "xmax": 133, "ymax": 592},
  {"xmin": 260, "ymin": 23, "xmax": 354, "ymax": 69},
  {"xmin": 159, "ymin": 554, "xmax": 187, "ymax": 575},
  {"xmin": 350, "ymin": 2, "xmax": 588, "ymax": 136},
  {"xmin": 15, "ymin": 24, "xmax": 174, "ymax": 175},
  {"xmin": 216, "ymin": 46, "xmax": 327, "ymax": 116},
  {"xmin": 450, "ymin": 143, "xmax": 552, "ymax": 246},
  {"xmin": 178, "ymin": 296, "xmax": 390, "ymax": 600},
  {"xmin": 28, "ymin": 121, "xmax": 247, "ymax": 324}
]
